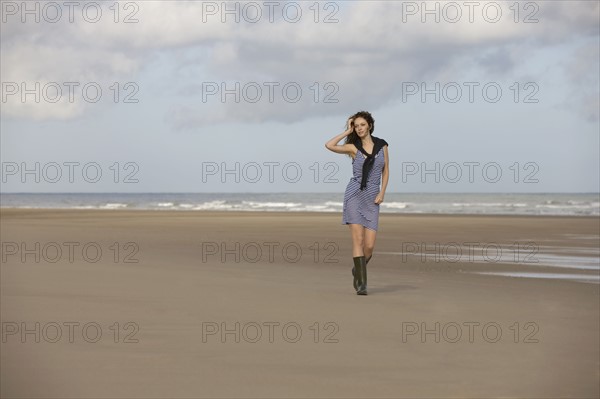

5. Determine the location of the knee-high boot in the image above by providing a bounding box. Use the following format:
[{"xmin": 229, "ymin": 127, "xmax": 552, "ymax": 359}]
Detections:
[
  {"xmin": 352, "ymin": 255, "xmax": 371, "ymax": 291},
  {"xmin": 353, "ymin": 256, "xmax": 368, "ymax": 295}
]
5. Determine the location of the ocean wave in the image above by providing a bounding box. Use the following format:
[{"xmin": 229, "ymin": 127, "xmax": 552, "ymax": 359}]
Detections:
[
  {"xmin": 2, "ymin": 194, "xmax": 598, "ymax": 216},
  {"xmin": 452, "ymin": 202, "xmax": 528, "ymax": 207},
  {"xmin": 381, "ymin": 202, "xmax": 408, "ymax": 209},
  {"xmin": 100, "ymin": 203, "xmax": 128, "ymax": 209},
  {"xmin": 242, "ymin": 201, "xmax": 303, "ymax": 208}
]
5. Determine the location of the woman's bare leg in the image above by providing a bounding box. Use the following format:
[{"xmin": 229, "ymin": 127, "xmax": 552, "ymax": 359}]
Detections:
[
  {"xmin": 349, "ymin": 224, "xmax": 365, "ymax": 257},
  {"xmin": 364, "ymin": 228, "xmax": 377, "ymax": 262}
]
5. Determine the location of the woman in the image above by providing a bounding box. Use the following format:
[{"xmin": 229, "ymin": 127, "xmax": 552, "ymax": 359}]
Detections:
[{"xmin": 325, "ymin": 111, "xmax": 389, "ymax": 295}]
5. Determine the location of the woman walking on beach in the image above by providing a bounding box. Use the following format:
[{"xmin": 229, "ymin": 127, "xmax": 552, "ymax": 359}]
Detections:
[{"xmin": 325, "ymin": 111, "xmax": 389, "ymax": 295}]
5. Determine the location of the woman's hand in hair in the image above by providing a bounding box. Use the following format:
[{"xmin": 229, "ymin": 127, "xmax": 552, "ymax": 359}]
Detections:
[{"xmin": 346, "ymin": 117, "xmax": 355, "ymax": 134}]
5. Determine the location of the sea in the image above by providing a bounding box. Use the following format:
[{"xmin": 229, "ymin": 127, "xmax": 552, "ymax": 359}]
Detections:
[{"xmin": 1, "ymin": 192, "xmax": 599, "ymax": 216}]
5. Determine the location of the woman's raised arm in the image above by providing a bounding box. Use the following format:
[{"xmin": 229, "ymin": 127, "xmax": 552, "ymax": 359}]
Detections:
[{"xmin": 325, "ymin": 118, "xmax": 356, "ymax": 156}]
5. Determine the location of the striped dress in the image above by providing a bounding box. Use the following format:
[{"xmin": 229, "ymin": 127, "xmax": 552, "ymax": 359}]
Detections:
[{"xmin": 342, "ymin": 143, "xmax": 386, "ymax": 231}]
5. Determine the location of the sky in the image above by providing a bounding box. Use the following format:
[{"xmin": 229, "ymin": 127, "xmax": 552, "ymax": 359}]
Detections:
[{"xmin": 1, "ymin": 0, "xmax": 599, "ymax": 193}]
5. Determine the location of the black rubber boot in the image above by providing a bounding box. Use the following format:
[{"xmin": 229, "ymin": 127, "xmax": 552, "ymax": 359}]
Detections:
[
  {"xmin": 353, "ymin": 256, "xmax": 368, "ymax": 295},
  {"xmin": 352, "ymin": 255, "xmax": 371, "ymax": 291}
]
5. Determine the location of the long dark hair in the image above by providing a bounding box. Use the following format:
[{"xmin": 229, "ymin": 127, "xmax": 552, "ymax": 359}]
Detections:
[{"xmin": 344, "ymin": 111, "xmax": 375, "ymax": 158}]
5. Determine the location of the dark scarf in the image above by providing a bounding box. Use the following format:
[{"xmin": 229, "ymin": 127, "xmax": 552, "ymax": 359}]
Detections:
[{"xmin": 354, "ymin": 136, "xmax": 388, "ymax": 190}]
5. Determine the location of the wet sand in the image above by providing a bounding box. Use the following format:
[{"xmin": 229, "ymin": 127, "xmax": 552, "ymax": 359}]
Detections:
[{"xmin": 1, "ymin": 209, "xmax": 599, "ymax": 398}]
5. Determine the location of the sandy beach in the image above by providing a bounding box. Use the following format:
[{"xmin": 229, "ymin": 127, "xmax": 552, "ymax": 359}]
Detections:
[{"xmin": 1, "ymin": 209, "xmax": 599, "ymax": 398}]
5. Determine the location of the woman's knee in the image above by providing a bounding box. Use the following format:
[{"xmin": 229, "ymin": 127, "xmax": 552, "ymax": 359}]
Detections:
[{"xmin": 352, "ymin": 235, "xmax": 364, "ymax": 247}]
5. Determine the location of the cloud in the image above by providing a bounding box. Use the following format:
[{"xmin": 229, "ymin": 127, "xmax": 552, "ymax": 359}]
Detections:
[
  {"xmin": 1, "ymin": 0, "xmax": 598, "ymax": 125},
  {"xmin": 562, "ymin": 40, "xmax": 600, "ymax": 123}
]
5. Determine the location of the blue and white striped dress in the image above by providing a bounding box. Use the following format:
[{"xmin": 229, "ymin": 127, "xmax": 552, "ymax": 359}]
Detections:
[{"xmin": 342, "ymin": 144, "xmax": 386, "ymax": 231}]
